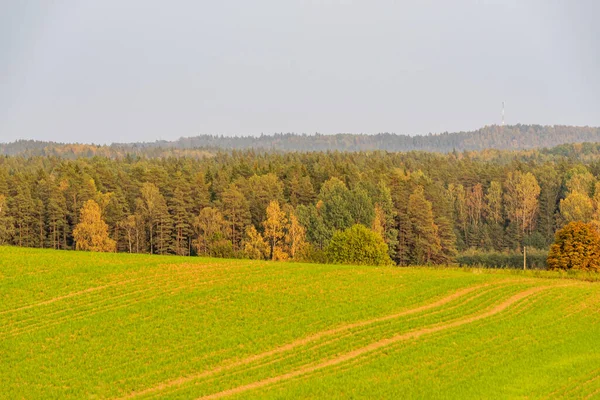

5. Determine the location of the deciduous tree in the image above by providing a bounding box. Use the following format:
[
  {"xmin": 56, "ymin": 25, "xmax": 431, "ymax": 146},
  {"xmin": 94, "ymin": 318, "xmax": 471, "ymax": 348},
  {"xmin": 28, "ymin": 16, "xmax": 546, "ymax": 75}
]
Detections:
[
  {"xmin": 73, "ymin": 200, "xmax": 116, "ymax": 252},
  {"xmin": 547, "ymin": 221, "xmax": 600, "ymax": 271}
]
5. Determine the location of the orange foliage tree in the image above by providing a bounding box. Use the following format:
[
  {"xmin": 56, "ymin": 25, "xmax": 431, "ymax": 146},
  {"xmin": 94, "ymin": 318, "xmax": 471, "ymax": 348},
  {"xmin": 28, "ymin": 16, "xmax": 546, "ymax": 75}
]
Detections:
[
  {"xmin": 73, "ymin": 200, "xmax": 116, "ymax": 252},
  {"xmin": 547, "ymin": 221, "xmax": 600, "ymax": 271}
]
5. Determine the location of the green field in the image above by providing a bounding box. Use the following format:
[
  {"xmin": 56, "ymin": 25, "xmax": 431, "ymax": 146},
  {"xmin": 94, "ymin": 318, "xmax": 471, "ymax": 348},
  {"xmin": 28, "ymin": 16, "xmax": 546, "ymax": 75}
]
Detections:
[{"xmin": 1, "ymin": 247, "xmax": 600, "ymax": 399}]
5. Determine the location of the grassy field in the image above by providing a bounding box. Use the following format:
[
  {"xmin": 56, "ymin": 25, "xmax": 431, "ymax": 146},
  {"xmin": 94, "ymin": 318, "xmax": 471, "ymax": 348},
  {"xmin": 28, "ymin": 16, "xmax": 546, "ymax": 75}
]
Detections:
[{"xmin": 1, "ymin": 247, "xmax": 600, "ymax": 399}]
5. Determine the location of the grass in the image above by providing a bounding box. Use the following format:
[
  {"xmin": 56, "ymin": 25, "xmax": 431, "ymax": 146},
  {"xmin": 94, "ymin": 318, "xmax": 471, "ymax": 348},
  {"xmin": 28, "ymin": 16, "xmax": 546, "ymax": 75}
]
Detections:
[{"xmin": 1, "ymin": 246, "xmax": 599, "ymax": 399}]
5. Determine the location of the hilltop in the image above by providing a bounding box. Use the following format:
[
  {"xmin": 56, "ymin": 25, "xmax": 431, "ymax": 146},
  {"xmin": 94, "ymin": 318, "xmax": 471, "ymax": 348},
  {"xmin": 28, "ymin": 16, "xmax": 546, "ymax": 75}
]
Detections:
[{"xmin": 3, "ymin": 124, "xmax": 600, "ymax": 158}]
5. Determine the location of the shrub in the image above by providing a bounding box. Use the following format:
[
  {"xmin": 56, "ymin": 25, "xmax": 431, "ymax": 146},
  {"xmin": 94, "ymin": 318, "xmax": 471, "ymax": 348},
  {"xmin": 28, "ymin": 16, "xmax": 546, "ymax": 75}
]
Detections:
[
  {"xmin": 457, "ymin": 249, "xmax": 548, "ymax": 269},
  {"xmin": 547, "ymin": 221, "xmax": 600, "ymax": 271},
  {"xmin": 326, "ymin": 224, "xmax": 393, "ymax": 266}
]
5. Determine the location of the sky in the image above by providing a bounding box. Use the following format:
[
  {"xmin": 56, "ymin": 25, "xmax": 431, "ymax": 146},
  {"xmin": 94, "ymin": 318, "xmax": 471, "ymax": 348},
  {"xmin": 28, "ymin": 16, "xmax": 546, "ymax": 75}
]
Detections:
[{"xmin": 1, "ymin": 0, "xmax": 599, "ymax": 144}]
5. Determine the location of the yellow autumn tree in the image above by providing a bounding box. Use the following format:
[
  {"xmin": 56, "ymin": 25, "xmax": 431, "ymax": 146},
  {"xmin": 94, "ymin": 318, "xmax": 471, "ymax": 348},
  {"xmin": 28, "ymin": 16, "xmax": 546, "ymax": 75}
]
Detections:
[
  {"xmin": 504, "ymin": 171, "xmax": 541, "ymax": 239},
  {"xmin": 286, "ymin": 211, "xmax": 308, "ymax": 261},
  {"xmin": 243, "ymin": 225, "xmax": 269, "ymax": 260},
  {"xmin": 372, "ymin": 204, "xmax": 386, "ymax": 238},
  {"xmin": 547, "ymin": 221, "xmax": 600, "ymax": 271},
  {"xmin": 73, "ymin": 200, "xmax": 116, "ymax": 252},
  {"xmin": 560, "ymin": 191, "xmax": 594, "ymax": 224},
  {"xmin": 263, "ymin": 200, "xmax": 288, "ymax": 260}
]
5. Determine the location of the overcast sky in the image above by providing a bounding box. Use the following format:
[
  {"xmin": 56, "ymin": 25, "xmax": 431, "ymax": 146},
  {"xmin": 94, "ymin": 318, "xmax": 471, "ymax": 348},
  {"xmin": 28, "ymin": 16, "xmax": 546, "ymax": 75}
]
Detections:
[{"xmin": 1, "ymin": 1, "xmax": 599, "ymax": 144}]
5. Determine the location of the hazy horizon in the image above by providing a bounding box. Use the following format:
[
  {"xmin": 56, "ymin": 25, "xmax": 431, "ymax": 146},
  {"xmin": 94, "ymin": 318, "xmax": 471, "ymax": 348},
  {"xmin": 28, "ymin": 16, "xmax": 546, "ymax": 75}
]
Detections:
[{"xmin": 2, "ymin": 1, "xmax": 599, "ymax": 145}]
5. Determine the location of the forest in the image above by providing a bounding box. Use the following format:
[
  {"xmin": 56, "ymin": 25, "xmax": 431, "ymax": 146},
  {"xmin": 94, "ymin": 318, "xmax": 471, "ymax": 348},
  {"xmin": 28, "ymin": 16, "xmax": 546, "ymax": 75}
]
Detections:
[
  {"xmin": 2, "ymin": 144, "xmax": 600, "ymax": 266},
  {"xmin": 3, "ymin": 124, "xmax": 600, "ymax": 158}
]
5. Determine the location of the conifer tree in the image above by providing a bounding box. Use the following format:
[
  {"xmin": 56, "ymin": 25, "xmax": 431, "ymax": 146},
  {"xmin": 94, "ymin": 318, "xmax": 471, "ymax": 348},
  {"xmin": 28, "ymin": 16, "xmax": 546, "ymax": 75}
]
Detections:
[
  {"xmin": 247, "ymin": 174, "xmax": 284, "ymax": 227},
  {"xmin": 139, "ymin": 182, "xmax": 171, "ymax": 254},
  {"xmin": 170, "ymin": 186, "xmax": 193, "ymax": 256},
  {"xmin": 407, "ymin": 186, "xmax": 442, "ymax": 264},
  {"xmin": 45, "ymin": 178, "xmax": 68, "ymax": 249},
  {"xmin": 372, "ymin": 182, "xmax": 399, "ymax": 259},
  {"xmin": 0, "ymin": 194, "xmax": 14, "ymax": 245},
  {"xmin": 220, "ymin": 184, "xmax": 251, "ymax": 251}
]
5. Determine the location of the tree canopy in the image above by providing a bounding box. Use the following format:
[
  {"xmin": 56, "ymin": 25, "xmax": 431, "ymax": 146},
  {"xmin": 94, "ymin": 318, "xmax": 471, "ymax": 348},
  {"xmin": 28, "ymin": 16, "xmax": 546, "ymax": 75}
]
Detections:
[
  {"xmin": 326, "ymin": 224, "xmax": 393, "ymax": 266},
  {"xmin": 73, "ymin": 200, "xmax": 116, "ymax": 252},
  {"xmin": 547, "ymin": 222, "xmax": 600, "ymax": 271}
]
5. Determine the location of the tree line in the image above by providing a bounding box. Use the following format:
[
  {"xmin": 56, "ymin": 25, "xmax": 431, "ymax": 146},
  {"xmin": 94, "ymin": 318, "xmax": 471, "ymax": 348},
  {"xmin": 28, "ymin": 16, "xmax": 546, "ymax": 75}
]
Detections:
[
  {"xmin": 1, "ymin": 149, "xmax": 600, "ymax": 265},
  {"xmin": 3, "ymin": 125, "xmax": 600, "ymax": 159}
]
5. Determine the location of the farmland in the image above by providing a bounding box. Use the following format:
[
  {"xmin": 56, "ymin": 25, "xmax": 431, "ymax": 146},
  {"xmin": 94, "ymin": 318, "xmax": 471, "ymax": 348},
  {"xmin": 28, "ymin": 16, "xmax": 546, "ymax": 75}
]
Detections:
[{"xmin": 1, "ymin": 246, "xmax": 600, "ymax": 399}]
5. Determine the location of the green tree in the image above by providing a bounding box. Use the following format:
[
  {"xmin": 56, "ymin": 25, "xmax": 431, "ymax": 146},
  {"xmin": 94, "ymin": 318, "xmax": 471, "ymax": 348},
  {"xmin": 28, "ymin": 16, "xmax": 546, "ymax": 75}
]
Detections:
[
  {"xmin": 296, "ymin": 203, "xmax": 331, "ymax": 250},
  {"xmin": 138, "ymin": 182, "xmax": 171, "ymax": 254},
  {"xmin": 193, "ymin": 207, "xmax": 227, "ymax": 256},
  {"xmin": 220, "ymin": 184, "xmax": 251, "ymax": 251},
  {"xmin": 407, "ymin": 186, "xmax": 442, "ymax": 264},
  {"xmin": 485, "ymin": 181, "xmax": 503, "ymax": 224},
  {"xmin": 0, "ymin": 194, "xmax": 14, "ymax": 245},
  {"xmin": 247, "ymin": 174, "xmax": 284, "ymax": 227},
  {"xmin": 565, "ymin": 169, "xmax": 595, "ymax": 196},
  {"xmin": 288, "ymin": 175, "xmax": 315, "ymax": 206},
  {"xmin": 326, "ymin": 224, "xmax": 392, "ymax": 266},
  {"xmin": 170, "ymin": 186, "xmax": 193, "ymax": 256},
  {"xmin": 560, "ymin": 191, "xmax": 594, "ymax": 223},
  {"xmin": 318, "ymin": 177, "xmax": 353, "ymax": 232}
]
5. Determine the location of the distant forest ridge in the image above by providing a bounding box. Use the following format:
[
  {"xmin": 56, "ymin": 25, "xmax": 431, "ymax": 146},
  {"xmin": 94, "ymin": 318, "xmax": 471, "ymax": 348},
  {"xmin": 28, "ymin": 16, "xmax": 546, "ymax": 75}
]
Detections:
[{"xmin": 3, "ymin": 124, "xmax": 600, "ymax": 157}]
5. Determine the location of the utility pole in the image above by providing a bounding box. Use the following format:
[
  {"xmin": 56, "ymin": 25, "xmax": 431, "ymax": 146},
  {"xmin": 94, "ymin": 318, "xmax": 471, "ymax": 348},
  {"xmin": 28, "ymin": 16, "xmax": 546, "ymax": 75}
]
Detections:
[{"xmin": 523, "ymin": 245, "xmax": 527, "ymax": 270}]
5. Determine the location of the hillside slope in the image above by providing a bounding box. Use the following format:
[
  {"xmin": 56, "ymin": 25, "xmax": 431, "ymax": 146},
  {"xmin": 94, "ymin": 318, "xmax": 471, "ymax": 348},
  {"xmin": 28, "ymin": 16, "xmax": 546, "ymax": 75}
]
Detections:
[
  {"xmin": 1, "ymin": 247, "xmax": 599, "ymax": 399},
  {"xmin": 3, "ymin": 124, "xmax": 600, "ymax": 157}
]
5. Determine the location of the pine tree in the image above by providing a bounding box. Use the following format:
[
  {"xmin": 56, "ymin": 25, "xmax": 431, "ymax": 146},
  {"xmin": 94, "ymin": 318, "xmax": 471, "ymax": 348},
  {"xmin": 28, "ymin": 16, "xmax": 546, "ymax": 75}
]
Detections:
[
  {"xmin": 10, "ymin": 177, "xmax": 36, "ymax": 248},
  {"xmin": 372, "ymin": 182, "xmax": 399, "ymax": 260},
  {"xmin": 395, "ymin": 212, "xmax": 413, "ymax": 266},
  {"xmin": 170, "ymin": 186, "xmax": 193, "ymax": 256},
  {"xmin": 407, "ymin": 186, "xmax": 442, "ymax": 264},
  {"xmin": 220, "ymin": 184, "xmax": 251, "ymax": 251},
  {"xmin": 289, "ymin": 175, "xmax": 315, "ymax": 206},
  {"xmin": 247, "ymin": 173, "xmax": 284, "ymax": 228},
  {"xmin": 138, "ymin": 182, "xmax": 171, "ymax": 254},
  {"xmin": 104, "ymin": 190, "xmax": 129, "ymax": 252},
  {"xmin": 45, "ymin": 177, "xmax": 68, "ymax": 249},
  {"xmin": 0, "ymin": 194, "xmax": 14, "ymax": 245},
  {"xmin": 192, "ymin": 172, "xmax": 211, "ymax": 215}
]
